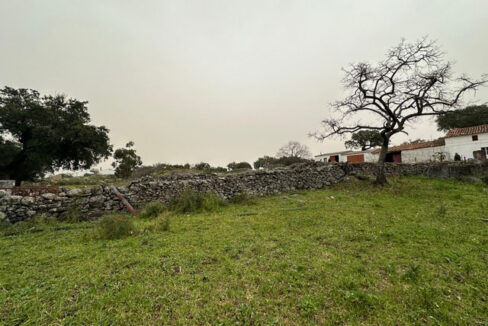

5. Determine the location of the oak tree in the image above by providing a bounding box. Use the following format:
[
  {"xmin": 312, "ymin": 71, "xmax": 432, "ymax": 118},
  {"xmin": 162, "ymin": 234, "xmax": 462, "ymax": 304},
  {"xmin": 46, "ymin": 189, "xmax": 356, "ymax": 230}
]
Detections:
[{"xmin": 0, "ymin": 87, "xmax": 112, "ymax": 184}]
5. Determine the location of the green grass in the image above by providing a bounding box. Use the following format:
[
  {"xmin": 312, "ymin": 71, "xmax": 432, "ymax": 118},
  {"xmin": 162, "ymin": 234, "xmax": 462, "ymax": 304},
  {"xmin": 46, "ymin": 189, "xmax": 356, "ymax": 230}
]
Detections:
[{"xmin": 1, "ymin": 177, "xmax": 487, "ymax": 325}]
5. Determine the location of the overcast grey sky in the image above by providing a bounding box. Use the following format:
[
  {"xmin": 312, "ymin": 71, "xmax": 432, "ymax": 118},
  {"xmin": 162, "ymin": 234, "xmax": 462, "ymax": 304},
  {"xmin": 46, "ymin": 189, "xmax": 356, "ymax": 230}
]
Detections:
[{"xmin": 1, "ymin": 0, "xmax": 487, "ymax": 168}]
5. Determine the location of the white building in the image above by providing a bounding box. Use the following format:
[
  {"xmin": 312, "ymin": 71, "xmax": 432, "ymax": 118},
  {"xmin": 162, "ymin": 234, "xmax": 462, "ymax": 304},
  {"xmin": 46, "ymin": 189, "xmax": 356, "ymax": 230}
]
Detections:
[
  {"xmin": 315, "ymin": 149, "xmax": 378, "ymax": 163},
  {"xmin": 444, "ymin": 124, "xmax": 488, "ymax": 160},
  {"xmin": 316, "ymin": 124, "xmax": 488, "ymax": 164},
  {"xmin": 370, "ymin": 124, "xmax": 488, "ymax": 163},
  {"xmin": 314, "ymin": 150, "xmax": 354, "ymax": 163}
]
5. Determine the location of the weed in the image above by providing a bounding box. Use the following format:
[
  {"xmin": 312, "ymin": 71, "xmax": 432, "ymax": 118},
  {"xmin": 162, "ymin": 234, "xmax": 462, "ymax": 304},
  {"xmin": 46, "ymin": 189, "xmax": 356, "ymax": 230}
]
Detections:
[
  {"xmin": 402, "ymin": 263, "xmax": 421, "ymax": 283},
  {"xmin": 169, "ymin": 188, "xmax": 225, "ymax": 213},
  {"xmin": 139, "ymin": 202, "xmax": 166, "ymax": 218},
  {"xmin": 96, "ymin": 214, "xmax": 135, "ymax": 240},
  {"xmin": 299, "ymin": 296, "xmax": 318, "ymax": 317}
]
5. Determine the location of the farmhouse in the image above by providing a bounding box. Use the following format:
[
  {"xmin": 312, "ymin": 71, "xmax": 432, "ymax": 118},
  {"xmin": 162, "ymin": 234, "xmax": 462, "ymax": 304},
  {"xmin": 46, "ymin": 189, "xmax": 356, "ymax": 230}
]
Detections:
[
  {"xmin": 316, "ymin": 124, "xmax": 488, "ymax": 163},
  {"xmin": 444, "ymin": 124, "xmax": 488, "ymax": 160},
  {"xmin": 371, "ymin": 138, "xmax": 447, "ymax": 163},
  {"xmin": 314, "ymin": 150, "xmax": 354, "ymax": 163}
]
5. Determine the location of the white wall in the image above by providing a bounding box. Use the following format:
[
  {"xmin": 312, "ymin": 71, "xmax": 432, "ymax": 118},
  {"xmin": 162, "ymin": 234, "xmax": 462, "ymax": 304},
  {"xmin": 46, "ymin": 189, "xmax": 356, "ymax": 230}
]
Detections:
[
  {"xmin": 445, "ymin": 133, "xmax": 488, "ymax": 160},
  {"xmin": 364, "ymin": 152, "xmax": 378, "ymax": 163},
  {"xmin": 315, "ymin": 154, "xmax": 348, "ymax": 163},
  {"xmin": 401, "ymin": 146, "xmax": 450, "ymax": 163}
]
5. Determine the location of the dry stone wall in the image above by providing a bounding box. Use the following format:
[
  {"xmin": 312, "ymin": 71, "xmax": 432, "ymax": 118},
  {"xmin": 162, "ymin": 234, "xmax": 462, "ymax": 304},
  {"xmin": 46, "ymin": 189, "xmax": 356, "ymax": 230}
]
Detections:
[{"xmin": 1, "ymin": 162, "xmax": 486, "ymax": 224}]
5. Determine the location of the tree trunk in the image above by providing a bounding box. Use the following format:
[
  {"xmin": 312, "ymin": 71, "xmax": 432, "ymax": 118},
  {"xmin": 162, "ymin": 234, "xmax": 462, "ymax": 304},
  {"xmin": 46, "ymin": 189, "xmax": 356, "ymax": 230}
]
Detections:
[{"xmin": 375, "ymin": 138, "xmax": 389, "ymax": 185}]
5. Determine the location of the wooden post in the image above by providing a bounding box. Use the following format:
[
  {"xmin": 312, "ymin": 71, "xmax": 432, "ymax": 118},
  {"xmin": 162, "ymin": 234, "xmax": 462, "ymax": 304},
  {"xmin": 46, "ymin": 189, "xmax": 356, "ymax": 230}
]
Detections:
[{"xmin": 111, "ymin": 186, "xmax": 137, "ymax": 215}]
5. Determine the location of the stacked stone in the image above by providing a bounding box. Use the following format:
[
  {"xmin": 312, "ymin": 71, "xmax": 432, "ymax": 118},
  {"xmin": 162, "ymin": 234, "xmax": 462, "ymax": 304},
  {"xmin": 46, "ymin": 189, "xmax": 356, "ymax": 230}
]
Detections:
[{"xmin": 1, "ymin": 161, "xmax": 485, "ymax": 224}]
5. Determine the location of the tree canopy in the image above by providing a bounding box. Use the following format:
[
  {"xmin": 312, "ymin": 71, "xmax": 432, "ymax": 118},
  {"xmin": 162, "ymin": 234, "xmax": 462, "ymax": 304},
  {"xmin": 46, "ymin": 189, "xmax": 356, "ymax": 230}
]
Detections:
[
  {"xmin": 344, "ymin": 130, "xmax": 383, "ymax": 150},
  {"xmin": 253, "ymin": 155, "xmax": 311, "ymax": 169},
  {"xmin": 111, "ymin": 141, "xmax": 142, "ymax": 178},
  {"xmin": 314, "ymin": 38, "xmax": 486, "ymax": 184},
  {"xmin": 227, "ymin": 161, "xmax": 252, "ymax": 171},
  {"xmin": 436, "ymin": 104, "xmax": 488, "ymax": 131},
  {"xmin": 0, "ymin": 87, "xmax": 113, "ymax": 184}
]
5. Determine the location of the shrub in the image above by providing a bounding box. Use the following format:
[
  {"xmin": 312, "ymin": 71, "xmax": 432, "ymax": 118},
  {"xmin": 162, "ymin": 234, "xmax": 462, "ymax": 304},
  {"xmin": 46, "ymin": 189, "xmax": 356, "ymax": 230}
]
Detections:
[
  {"xmin": 169, "ymin": 189, "xmax": 225, "ymax": 213},
  {"xmin": 96, "ymin": 214, "xmax": 135, "ymax": 240},
  {"xmin": 140, "ymin": 202, "xmax": 166, "ymax": 218}
]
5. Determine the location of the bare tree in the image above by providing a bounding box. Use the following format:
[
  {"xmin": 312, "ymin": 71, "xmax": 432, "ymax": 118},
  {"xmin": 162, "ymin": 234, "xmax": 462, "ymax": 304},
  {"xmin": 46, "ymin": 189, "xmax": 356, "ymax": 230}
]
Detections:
[
  {"xmin": 277, "ymin": 141, "xmax": 312, "ymax": 158},
  {"xmin": 314, "ymin": 38, "xmax": 486, "ymax": 185}
]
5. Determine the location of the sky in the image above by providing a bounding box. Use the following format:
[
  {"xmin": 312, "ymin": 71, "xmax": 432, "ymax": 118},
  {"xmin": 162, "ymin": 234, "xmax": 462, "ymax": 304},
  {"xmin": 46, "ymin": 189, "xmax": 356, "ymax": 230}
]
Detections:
[{"xmin": 1, "ymin": 0, "xmax": 487, "ymax": 169}]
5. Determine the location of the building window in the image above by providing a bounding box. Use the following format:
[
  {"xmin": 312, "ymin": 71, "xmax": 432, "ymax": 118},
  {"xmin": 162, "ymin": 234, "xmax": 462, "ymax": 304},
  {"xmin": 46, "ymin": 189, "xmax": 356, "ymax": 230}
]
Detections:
[{"xmin": 472, "ymin": 135, "xmax": 478, "ymax": 141}]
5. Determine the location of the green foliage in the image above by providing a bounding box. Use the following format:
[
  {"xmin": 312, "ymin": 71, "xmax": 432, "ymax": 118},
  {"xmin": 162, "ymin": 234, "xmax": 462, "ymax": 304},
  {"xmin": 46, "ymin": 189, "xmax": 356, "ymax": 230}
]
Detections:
[
  {"xmin": 253, "ymin": 155, "xmax": 312, "ymax": 169},
  {"xmin": 226, "ymin": 161, "xmax": 252, "ymax": 171},
  {"xmin": 169, "ymin": 189, "xmax": 225, "ymax": 213},
  {"xmin": 0, "ymin": 86, "xmax": 112, "ymax": 183},
  {"xmin": 112, "ymin": 141, "xmax": 142, "ymax": 178},
  {"xmin": 139, "ymin": 202, "xmax": 166, "ymax": 218},
  {"xmin": 131, "ymin": 163, "xmax": 192, "ymax": 178},
  {"xmin": 345, "ymin": 130, "xmax": 383, "ymax": 150},
  {"xmin": 193, "ymin": 162, "xmax": 227, "ymax": 173},
  {"xmin": 96, "ymin": 214, "xmax": 135, "ymax": 240},
  {"xmin": 298, "ymin": 296, "xmax": 318, "ymax": 317},
  {"xmin": 193, "ymin": 162, "xmax": 211, "ymax": 170},
  {"xmin": 436, "ymin": 104, "xmax": 488, "ymax": 131}
]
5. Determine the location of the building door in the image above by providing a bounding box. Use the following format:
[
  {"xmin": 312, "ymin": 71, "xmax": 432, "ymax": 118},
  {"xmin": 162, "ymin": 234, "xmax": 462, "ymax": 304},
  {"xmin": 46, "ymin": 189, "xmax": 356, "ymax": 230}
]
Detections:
[
  {"xmin": 385, "ymin": 152, "xmax": 402, "ymax": 163},
  {"xmin": 392, "ymin": 152, "xmax": 402, "ymax": 163}
]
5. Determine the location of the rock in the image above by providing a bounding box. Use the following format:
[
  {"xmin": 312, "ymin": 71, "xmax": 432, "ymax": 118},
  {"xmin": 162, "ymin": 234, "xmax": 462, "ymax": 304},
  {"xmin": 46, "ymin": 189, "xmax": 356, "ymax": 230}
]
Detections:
[
  {"xmin": 41, "ymin": 193, "xmax": 57, "ymax": 200},
  {"xmin": 89, "ymin": 195, "xmax": 105, "ymax": 204},
  {"xmin": 21, "ymin": 196, "xmax": 35, "ymax": 205},
  {"xmin": 67, "ymin": 188, "xmax": 83, "ymax": 197},
  {"xmin": 0, "ymin": 190, "xmax": 7, "ymax": 198}
]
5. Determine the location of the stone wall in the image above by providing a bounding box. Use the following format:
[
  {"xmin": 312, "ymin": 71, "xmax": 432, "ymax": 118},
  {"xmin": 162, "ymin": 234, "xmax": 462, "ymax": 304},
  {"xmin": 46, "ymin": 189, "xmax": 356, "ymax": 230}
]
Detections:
[{"xmin": 1, "ymin": 161, "xmax": 486, "ymax": 224}]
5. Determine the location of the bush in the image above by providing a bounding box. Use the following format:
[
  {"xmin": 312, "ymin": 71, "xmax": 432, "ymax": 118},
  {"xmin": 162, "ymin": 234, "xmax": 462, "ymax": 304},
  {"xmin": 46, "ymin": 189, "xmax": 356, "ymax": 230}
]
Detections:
[
  {"xmin": 139, "ymin": 202, "xmax": 166, "ymax": 218},
  {"xmin": 169, "ymin": 189, "xmax": 225, "ymax": 213},
  {"xmin": 96, "ymin": 215, "xmax": 135, "ymax": 240}
]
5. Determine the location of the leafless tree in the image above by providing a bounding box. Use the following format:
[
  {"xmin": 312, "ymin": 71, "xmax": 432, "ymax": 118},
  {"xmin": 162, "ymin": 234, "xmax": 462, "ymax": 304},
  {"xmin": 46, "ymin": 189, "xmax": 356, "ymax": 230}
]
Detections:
[
  {"xmin": 277, "ymin": 141, "xmax": 312, "ymax": 158},
  {"xmin": 314, "ymin": 38, "xmax": 486, "ymax": 185}
]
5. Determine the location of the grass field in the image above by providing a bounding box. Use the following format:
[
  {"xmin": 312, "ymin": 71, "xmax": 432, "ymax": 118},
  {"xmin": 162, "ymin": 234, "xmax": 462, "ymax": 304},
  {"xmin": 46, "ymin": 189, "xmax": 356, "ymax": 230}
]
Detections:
[{"xmin": 1, "ymin": 177, "xmax": 487, "ymax": 325}]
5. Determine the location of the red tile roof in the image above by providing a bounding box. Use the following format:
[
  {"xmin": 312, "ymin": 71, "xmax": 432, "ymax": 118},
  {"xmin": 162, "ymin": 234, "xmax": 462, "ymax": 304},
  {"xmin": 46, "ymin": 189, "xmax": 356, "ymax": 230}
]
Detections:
[
  {"xmin": 372, "ymin": 138, "xmax": 445, "ymax": 154},
  {"xmin": 445, "ymin": 124, "xmax": 488, "ymax": 138}
]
